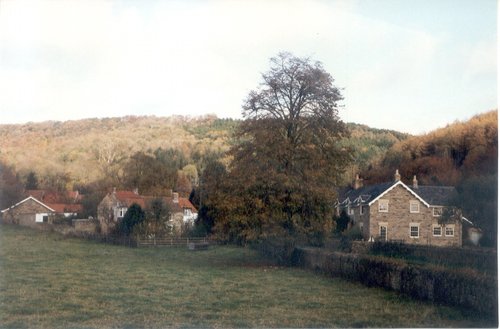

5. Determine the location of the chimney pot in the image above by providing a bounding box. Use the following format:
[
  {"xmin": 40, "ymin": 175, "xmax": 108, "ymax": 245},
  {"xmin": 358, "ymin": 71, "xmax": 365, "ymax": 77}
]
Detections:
[
  {"xmin": 353, "ymin": 174, "xmax": 363, "ymax": 190},
  {"xmin": 394, "ymin": 169, "xmax": 401, "ymax": 182},
  {"xmin": 413, "ymin": 175, "xmax": 418, "ymax": 189},
  {"xmin": 133, "ymin": 187, "xmax": 139, "ymax": 195}
]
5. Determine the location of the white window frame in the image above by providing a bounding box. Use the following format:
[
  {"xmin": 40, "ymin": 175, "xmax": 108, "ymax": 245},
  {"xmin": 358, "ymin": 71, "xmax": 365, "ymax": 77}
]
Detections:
[
  {"xmin": 378, "ymin": 200, "xmax": 389, "ymax": 213},
  {"xmin": 445, "ymin": 225, "xmax": 455, "ymax": 237},
  {"xmin": 409, "ymin": 223, "xmax": 419, "ymax": 238},
  {"xmin": 118, "ymin": 207, "xmax": 127, "ymax": 218},
  {"xmin": 433, "ymin": 207, "xmax": 443, "ymax": 217},
  {"xmin": 348, "ymin": 207, "xmax": 354, "ymax": 215},
  {"xmin": 35, "ymin": 213, "xmax": 49, "ymax": 223},
  {"xmin": 410, "ymin": 201, "xmax": 420, "ymax": 213},
  {"xmin": 432, "ymin": 225, "xmax": 442, "ymax": 236}
]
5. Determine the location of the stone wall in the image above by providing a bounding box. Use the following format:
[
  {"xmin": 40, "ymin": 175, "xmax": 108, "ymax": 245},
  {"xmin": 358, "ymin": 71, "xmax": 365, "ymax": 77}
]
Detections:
[
  {"xmin": 1, "ymin": 198, "xmax": 55, "ymax": 228},
  {"xmin": 97, "ymin": 195, "xmax": 117, "ymax": 234},
  {"xmin": 73, "ymin": 219, "xmax": 97, "ymax": 233},
  {"xmin": 369, "ymin": 185, "xmax": 461, "ymax": 247}
]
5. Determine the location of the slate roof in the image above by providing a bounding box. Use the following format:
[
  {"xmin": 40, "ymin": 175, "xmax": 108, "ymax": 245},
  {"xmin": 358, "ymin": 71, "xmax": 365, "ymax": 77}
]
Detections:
[
  {"xmin": 337, "ymin": 181, "xmax": 456, "ymax": 207},
  {"xmin": 409, "ymin": 186, "xmax": 457, "ymax": 206},
  {"xmin": 337, "ymin": 181, "xmax": 395, "ymax": 206}
]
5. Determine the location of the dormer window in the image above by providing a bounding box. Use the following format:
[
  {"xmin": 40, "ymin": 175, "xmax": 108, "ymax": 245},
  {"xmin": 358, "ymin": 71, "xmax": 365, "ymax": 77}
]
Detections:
[{"xmin": 433, "ymin": 207, "xmax": 443, "ymax": 217}]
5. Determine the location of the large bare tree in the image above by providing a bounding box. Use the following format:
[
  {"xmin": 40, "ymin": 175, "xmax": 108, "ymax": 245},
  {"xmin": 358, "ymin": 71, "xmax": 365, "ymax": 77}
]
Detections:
[{"xmin": 213, "ymin": 52, "xmax": 353, "ymax": 243}]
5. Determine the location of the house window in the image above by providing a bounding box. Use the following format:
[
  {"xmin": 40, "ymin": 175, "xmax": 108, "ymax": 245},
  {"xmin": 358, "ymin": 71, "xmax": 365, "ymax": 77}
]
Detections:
[
  {"xmin": 433, "ymin": 225, "xmax": 442, "ymax": 236},
  {"xmin": 410, "ymin": 201, "xmax": 420, "ymax": 213},
  {"xmin": 118, "ymin": 207, "xmax": 127, "ymax": 218},
  {"xmin": 378, "ymin": 200, "xmax": 389, "ymax": 212},
  {"xmin": 379, "ymin": 225, "xmax": 387, "ymax": 241},
  {"xmin": 433, "ymin": 207, "xmax": 443, "ymax": 217},
  {"xmin": 36, "ymin": 213, "xmax": 49, "ymax": 223},
  {"xmin": 183, "ymin": 208, "xmax": 191, "ymax": 216},
  {"xmin": 348, "ymin": 207, "xmax": 354, "ymax": 215},
  {"xmin": 360, "ymin": 206, "xmax": 364, "ymax": 215},
  {"xmin": 410, "ymin": 224, "xmax": 419, "ymax": 238},
  {"xmin": 445, "ymin": 225, "xmax": 455, "ymax": 237}
]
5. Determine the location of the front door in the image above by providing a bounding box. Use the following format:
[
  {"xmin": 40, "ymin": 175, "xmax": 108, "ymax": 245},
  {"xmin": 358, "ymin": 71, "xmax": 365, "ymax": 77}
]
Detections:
[{"xmin": 379, "ymin": 225, "xmax": 387, "ymax": 241}]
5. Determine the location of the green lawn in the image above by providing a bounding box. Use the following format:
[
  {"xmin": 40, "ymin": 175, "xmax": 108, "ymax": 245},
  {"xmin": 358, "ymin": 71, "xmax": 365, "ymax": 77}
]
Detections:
[{"xmin": 0, "ymin": 224, "xmax": 492, "ymax": 328}]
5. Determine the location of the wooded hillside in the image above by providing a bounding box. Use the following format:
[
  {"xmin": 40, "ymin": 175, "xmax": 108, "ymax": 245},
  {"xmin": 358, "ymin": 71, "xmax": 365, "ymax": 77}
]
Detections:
[
  {"xmin": 1, "ymin": 111, "xmax": 496, "ymax": 245},
  {"xmin": 0, "ymin": 115, "xmax": 236, "ymax": 188},
  {"xmin": 0, "ymin": 115, "xmax": 406, "ymax": 189},
  {"xmin": 361, "ymin": 110, "xmax": 497, "ymax": 186},
  {"xmin": 361, "ymin": 110, "xmax": 498, "ymax": 246}
]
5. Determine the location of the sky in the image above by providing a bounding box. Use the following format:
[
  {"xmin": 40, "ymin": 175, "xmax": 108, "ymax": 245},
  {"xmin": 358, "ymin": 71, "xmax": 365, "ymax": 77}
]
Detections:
[{"xmin": 0, "ymin": 0, "xmax": 497, "ymax": 134}]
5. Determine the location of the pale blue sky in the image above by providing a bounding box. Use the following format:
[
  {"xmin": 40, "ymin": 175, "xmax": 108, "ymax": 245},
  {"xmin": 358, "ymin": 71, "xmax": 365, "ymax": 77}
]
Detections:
[{"xmin": 0, "ymin": 0, "xmax": 496, "ymax": 134}]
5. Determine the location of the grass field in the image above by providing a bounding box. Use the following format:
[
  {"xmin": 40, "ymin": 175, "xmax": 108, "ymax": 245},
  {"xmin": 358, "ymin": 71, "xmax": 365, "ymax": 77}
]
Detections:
[{"xmin": 0, "ymin": 224, "xmax": 492, "ymax": 328}]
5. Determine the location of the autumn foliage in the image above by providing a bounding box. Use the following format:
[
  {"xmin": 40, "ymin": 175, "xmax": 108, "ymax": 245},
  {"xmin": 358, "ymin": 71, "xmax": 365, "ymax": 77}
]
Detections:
[
  {"xmin": 362, "ymin": 110, "xmax": 498, "ymax": 246},
  {"xmin": 362, "ymin": 111, "xmax": 497, "ymax": 185}
]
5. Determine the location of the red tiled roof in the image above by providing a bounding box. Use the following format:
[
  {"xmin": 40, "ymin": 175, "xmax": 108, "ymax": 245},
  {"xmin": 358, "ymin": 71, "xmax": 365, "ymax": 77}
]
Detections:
[
  {"xmin": 111, "ymin": 190, "xmax": 197, "ymax": 214},
  {"xmin": 46, "ymin": 203, "xmax": 83, "ymax": 213},
  {"xmin": 25, "ymin": 189, "xmax": 83, "ymax": 204},
  {"xmin": 114, "ymin": 191, "xmax": 146, "ymax": 208},
  {"xmin": 178, "ymin": 197, "xmax": 197, "ymax": 212}
]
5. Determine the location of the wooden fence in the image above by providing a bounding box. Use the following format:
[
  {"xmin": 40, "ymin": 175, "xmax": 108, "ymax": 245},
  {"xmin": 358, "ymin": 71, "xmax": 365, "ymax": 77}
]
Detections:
[{"xmin": 137, "ymin": 236, "xmax": 210, "ymax": 247}]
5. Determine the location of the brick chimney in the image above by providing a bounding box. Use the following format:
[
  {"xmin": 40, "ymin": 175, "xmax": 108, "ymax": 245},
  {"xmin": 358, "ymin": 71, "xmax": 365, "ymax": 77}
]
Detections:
[
  {"xmin": 413, "ymin": 175, "xmax": 418, "ymax": 189},
  {"xmin": 353, "ymin": 174, "xmax": 363, "ymax": 190},
  {"xmin": 173, "ymin": 192, "xmax": 179, "ymax": 203},
  {"xmin": 394, "ymin": 169, "xmax": 401, "ymax": 182}
]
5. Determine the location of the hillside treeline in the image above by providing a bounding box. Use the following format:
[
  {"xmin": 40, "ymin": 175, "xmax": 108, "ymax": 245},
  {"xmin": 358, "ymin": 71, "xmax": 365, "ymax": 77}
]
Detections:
[
  {"xmin": 362, "ymin": 110, "xmax": 498, "ymax": 246},
  {"xmin": 0, "ymin": 114, "xmax": 405, "ymax": 191},
  {"xmin": 0, "ymin": 115, "xmax": 237, "ymax": 189},
  {"xmin": 1, "ymin": 111, "xmax": 496, "ymax": 245}
]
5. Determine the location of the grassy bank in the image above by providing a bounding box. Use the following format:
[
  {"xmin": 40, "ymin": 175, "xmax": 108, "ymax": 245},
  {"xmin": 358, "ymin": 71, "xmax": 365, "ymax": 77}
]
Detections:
[{"xmin": 0, "ymin": 224, "xmax": 490, "ymax": 328}]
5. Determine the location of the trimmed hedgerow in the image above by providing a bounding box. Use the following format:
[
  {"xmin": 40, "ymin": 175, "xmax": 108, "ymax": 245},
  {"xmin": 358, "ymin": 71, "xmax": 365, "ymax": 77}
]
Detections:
[
  {"xmin": 295, "ymin": 247, "xmax": 497, "ymax": 318},
  {"xmin": 369, "ymin": 241, "xmax": 497, "ymax": 274}
]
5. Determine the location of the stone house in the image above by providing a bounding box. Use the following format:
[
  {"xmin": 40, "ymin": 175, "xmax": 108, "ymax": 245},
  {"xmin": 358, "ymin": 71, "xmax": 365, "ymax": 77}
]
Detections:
[
  {"xmin": 336, "ymin": 170, "xmax": 462, "ymax": 247},
  {"xmin": 1, "ymin": 195, "xmax": 81, "ymax": 227},
  {"xmin": 97, "ymin": 189, "xmax": 198, "ymax": 235}
]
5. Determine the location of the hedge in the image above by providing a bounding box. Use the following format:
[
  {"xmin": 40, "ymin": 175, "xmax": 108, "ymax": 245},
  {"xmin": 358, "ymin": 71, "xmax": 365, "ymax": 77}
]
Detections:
[
  {"xmin": 293, "ymin": 247, "xmax": 497, "ymax": 317},
  {"xmin": 368, "ymin": 241, "xmax": 497, "ymax": 274}
]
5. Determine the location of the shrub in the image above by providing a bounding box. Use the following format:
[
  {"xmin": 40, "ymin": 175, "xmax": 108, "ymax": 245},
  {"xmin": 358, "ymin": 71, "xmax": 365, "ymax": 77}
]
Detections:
[
  {"xmin": 343, "ymin": 226, "xmax": 363, "ymax": 240},
  {"xmin": 252, "ymin": 236, "xmax": 301, "ymax": 266}
]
